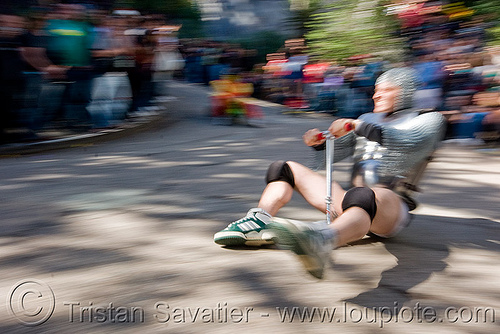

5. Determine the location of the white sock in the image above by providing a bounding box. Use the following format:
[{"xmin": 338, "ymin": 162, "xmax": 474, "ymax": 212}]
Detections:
[
  {"xmin": 248, "ymin": 208, "xmax": 272, "ymax": 224},
  {"xmin": 313, "ymin": 221, "xmax": 338, "ymax": 249}
]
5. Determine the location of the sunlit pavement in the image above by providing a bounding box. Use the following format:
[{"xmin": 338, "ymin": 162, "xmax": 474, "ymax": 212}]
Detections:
[{"xmin": 0, "ymin": 82, "xmax": 498, "ymax": 333}]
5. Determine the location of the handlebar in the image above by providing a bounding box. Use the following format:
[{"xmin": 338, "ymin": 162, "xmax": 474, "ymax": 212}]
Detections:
[
  {"xmin": 316, "ymin": 131, "xmax": 331, "ymax": 141},
  {"xmin": 316, "ymin": 122, "xmax": 354, "ymax": 141}
]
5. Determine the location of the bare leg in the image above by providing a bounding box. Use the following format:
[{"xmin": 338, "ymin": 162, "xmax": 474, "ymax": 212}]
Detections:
[
  {"xmin": 256, "ymin": 160, "xmax": 346, "ymax": 218},
  {"xmin": 329, "ymin": 207, "xmax": 371, "ymax": 246},
  {"xmin": 256, "ymin": 160, "xmax": 340, "ymax": 216},
  {"xmin": 257, "ymin": 181, "xmax": 293, "ymax": 216},
  {"xmin": 286, "ymin": 161, "xmax": 346, "ymax": 214},
  {"xmin": 264, "ymin": 161, "xmax": 405, "ymax": 246},
  {"xmin": 261, "ymin": 162, "xmax": 408, "ymax": 279},
  {"xmin": 324, "ymin": 187, "xmax": 405, "ymax": 246}
]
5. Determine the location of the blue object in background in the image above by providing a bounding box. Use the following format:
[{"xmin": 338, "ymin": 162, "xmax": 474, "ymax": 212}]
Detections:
[{"xmin": 452, "ymin": 112, "xmax": 488, "ymax": 139}]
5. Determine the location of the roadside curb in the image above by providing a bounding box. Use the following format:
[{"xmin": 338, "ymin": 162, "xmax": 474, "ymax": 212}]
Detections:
[
  {"xmin": 0, "ymin": 112, "xmax": 167, "ymax": 157},
  {"xmin": 0, "ymin": 86, "xmax": 334, "ymax": 158}
]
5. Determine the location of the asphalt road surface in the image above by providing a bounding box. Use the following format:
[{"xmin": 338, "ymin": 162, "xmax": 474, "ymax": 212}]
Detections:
[{"xmin": 0, "ymin": 82, "xmax": 499, "ymax": 333}]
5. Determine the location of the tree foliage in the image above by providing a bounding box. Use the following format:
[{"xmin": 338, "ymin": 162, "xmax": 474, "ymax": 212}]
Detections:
[
  {"xmin": 305, "ymin": 0, "xmax": 404, "ymax": 62},
  {"xmin": 285, "ymin": 0, "xmax": 323, "ymax": 38},
  {"xmin": 471, "ymin": 0, "xmax": 500, "ymax": 46}
]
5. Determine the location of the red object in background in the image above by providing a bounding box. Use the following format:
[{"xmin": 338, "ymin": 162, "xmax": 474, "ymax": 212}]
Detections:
[
  {"xmin": 210, "ymin": 95, "xmax": 230, "ymax": 117},
  {"xmin": 397, "ymin": 2, "xmax": 425, "ymax": 28},
  {"xmin": 302, "ymin": 63, "xmax": 331, "ymax": 84},
  {"xmin": 284, "ymin": 96, "xmax": 310, "ymax": 109},
  {"xmin": 243, "ymin": 102, "xmax": 264, "ymax": 119}
]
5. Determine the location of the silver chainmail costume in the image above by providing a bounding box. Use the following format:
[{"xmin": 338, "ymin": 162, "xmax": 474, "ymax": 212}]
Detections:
[{"xmin": 314, "ymin": 67, "xmax": 446, "ymax": 210}]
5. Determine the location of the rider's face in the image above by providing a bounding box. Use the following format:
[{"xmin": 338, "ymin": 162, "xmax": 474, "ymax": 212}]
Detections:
[{"xmin": 373, "ymin": 81, "xmax": 401, "ymax": 113}]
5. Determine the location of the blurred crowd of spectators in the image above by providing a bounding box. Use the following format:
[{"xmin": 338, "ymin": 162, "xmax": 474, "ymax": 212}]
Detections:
[
  {"xmin": 2, "ymin": 1, "xmax": 500, "ymax": 145},
  {"xmin": 402, "ymin": 1, "xmax": 500, "ymax": 142},
  {"xmin": 0, "ymin": 3, "xmax": 185, "ymax": 143},
  {"xmin": 230, "ymin": 2, "xmax": 500, "ymax": 143}
]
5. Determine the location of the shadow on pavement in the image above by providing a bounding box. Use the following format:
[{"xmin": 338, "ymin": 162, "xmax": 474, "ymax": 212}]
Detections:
[{"xmin": 345, "ymin": 214, "xmax": 498, "ymax": 311}]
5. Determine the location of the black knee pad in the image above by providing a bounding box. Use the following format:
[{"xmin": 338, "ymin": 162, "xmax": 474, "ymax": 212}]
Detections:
[
  {"xmin": 265, "ymin": 160, "xmax": 295, "ymax": 188},
  {"xmin": 341, "ymin": 187, "xmax": 377, "ymax": 221}
]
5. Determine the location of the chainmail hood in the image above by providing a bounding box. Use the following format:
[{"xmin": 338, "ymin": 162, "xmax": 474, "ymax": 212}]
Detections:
[{"xmin": 375, "ymin": 67, "xmax": 420, "ymax": 112}]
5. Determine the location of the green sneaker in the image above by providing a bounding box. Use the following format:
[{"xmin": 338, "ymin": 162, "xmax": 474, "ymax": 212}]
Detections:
[
  {"xmin": 214, "ymin": 208, "xmax": 275, "ymax": 246},
  {"xmin": 268, "ymin": 218, "xmax": 335, "ymax": 279}
]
